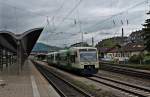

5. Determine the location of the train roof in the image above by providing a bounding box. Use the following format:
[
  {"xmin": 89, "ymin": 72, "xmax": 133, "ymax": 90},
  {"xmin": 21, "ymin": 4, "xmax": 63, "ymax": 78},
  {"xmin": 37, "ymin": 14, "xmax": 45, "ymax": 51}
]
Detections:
[
  {"xmin": 69, "ymin": 47, "xmax": 97, "ymax": 50},
  {"xmin": 58, "ymin": 49, "xmax": 69, "ymax": 53},
  {"xmin": 47, "ymin": 52, "xmax": 58, "ymax": 55},
  {"xmin": 47, "ymin": 47, "xmax": 97, "ymax": 55}
]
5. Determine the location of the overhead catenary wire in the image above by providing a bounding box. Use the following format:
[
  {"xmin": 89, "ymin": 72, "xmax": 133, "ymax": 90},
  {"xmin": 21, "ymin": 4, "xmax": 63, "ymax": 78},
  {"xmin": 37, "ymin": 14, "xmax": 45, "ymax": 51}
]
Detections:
[
  {"xmin": 0, "ymin": 0, "xmax": 66, "ymax": 17},
  {"xmin": 58, "ymin": 0, "xmax": 82, "ymax": 25},
  {"xmin": 42, "ymin": 0, "xmax": 150, "ymax": 47},
  {"xmin": 78, "ymin": 0, "xmax": 147, "ymax": 38},
  {"xmin": 0, "ymin": 0, "xmax": 66, "ymax": 34},
  {"xmin": 44, "ymin": 0, "xmax": 83, "ymax": 40},
  {"xmin": 40, "ymin": 0, "xmax": 66, "ymax": 44},
  {"xmin": 83, "ymin": 0, "xmax": 147, "ymax": 32},
  {"xmin": 51, "ymin": 0, "xmax": 147, "ymax": 38},
  {"xmin": 42, "ymin": 0, "xmax": 66, "ymax": 33},
  {"xmin": 1, "ymin": 0, "xmax": 148, "ymax": 47},
  {"xmin": 46, "ymin": 0, "xmax": 65, "ymax": 27},
  {"xmin": 53, "ymin": 0, "xmax": 83, "ymax": 34}
]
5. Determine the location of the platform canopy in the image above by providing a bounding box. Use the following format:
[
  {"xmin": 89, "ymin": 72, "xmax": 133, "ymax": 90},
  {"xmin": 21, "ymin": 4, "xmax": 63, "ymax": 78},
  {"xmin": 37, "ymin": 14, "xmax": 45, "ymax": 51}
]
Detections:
[
  {"xmin": 0, "ymin": 27, "xmax": 43, "ymax": 56},
  {"xmin": 0, "ymin": 28, "xmax": 43, "ymax": 73}
]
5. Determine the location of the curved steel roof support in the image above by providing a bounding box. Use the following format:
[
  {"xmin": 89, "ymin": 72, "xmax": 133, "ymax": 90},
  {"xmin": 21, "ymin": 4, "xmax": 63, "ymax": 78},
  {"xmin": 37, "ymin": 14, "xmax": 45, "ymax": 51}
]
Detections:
[{"xmin": 0, "ymin": 27, "xmax": 43, "ymax": 74}]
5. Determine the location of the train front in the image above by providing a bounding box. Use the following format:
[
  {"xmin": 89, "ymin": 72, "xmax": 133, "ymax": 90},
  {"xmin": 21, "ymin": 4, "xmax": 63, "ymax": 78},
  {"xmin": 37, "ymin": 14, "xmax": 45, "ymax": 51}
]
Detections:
[{"xmin": 79, "ymin": 48, "xmax": 99, "ymax": 75}]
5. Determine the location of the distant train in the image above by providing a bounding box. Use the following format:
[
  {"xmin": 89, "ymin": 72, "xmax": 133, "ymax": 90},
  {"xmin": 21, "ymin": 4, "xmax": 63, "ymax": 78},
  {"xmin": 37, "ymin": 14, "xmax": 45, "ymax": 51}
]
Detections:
[{"xmin": 47, "ymin": 47, "xmax": 99, "ymax": 75}]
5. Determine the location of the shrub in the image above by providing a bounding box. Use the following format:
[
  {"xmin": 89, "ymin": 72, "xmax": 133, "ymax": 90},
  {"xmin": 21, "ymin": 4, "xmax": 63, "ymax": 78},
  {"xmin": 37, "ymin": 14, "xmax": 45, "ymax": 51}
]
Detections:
[
  {"xmin": 129, "ymin": 54, "xmax": 144, "ymax": 64},
  {"xmin": 143, "ymin": 54, "xmax": 150, "ymax": 64}
]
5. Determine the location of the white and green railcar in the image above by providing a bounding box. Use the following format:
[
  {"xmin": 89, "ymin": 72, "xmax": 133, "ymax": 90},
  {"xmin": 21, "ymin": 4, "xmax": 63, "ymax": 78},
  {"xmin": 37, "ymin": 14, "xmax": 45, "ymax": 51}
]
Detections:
[
  {"xmin": 47, "ymin": 47, "xmax": 99, "ymax": 75},
  {"xmin": 47, "ymin": 52, "xmax": 58, "ymax": 64}
]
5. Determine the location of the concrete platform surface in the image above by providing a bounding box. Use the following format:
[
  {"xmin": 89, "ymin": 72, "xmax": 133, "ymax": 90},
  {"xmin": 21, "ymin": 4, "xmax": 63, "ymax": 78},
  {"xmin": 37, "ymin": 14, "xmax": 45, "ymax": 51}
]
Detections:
[{"xmin": 0, "ymin": 60, "xmax": 60, "ymax": 97}]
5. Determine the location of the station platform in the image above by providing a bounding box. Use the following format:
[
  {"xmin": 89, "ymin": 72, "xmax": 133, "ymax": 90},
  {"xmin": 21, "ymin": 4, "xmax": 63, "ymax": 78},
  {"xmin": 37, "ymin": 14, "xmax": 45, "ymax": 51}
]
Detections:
[{"xmin": 0, "ymin": 60, "xmax": 60, "ymax": 97}]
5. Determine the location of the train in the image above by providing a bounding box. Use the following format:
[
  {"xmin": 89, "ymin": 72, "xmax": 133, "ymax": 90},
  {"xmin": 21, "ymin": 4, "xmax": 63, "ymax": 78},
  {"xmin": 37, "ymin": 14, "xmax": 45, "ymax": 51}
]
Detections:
[{"xmin": 46, "ymin": 47, "xmax": 99, "ymax": 75}]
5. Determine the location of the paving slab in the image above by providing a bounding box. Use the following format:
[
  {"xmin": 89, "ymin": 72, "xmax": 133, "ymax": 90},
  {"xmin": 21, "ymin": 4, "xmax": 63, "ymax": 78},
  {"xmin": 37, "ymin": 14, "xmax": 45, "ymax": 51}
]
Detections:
[{"xmin": 0, "ymin": 60, "xmax": 60, "ymax": 97}]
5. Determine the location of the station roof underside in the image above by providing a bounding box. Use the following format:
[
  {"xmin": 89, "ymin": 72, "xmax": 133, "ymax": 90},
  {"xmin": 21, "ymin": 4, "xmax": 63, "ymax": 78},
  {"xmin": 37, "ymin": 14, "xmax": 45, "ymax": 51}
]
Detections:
[{"xmin": 0, "ymin": 27, "xmax": 43, "ymax": 56}]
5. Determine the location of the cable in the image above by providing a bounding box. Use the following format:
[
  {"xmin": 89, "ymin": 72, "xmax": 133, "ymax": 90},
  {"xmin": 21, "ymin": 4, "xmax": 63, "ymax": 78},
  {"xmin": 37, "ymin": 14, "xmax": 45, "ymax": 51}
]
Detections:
[
  {"xmin": 42, "ymin": 0, "xmax": 147, "ymax": 47},
  {"xmin": 54, "ymin": 0, "xmax": 83, "ymax": 33},
  {"xmin": 41, "ymin": 0, "xmax": 66, "ymax": 40},
  {"xmin": 85, "ymin": 0, "xmax": 146, "ymax": 31},
  {"xmin": 51, "ymin": 0, "xmax": 146, "ymax": 38}
]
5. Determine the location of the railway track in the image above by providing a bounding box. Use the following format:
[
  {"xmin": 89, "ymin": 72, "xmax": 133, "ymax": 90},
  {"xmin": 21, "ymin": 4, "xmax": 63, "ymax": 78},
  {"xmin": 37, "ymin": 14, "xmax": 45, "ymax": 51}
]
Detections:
[
  {"xmin": 100, "ymin": 63, "xmax": 150, "ymax": 79},
  {"xmin": 87, "ymin": 74, "xmax": 150, "ymax": 97},
  {"xmin": 34, "ymin": 63, "xmax": 92, "ymax": 97}
]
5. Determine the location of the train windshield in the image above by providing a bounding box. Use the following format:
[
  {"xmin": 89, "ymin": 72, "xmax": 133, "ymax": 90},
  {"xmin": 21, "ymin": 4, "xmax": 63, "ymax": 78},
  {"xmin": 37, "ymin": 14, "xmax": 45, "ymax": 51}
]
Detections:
[{"xmin": 79, "ymin": 51, "xmax": 97, "ymax": 62}]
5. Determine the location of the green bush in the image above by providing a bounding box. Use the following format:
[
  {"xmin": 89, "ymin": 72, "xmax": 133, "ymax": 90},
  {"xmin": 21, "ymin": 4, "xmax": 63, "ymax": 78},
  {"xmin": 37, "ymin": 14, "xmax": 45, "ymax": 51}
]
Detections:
[
  {"xmin": 129, "ymin": 55, "xmax": 138, "ymax": 64},
  {"xmin": 129, "ymin": 54, "xmax": 144, "ymax": 64},
  {"xmin": 143, "ymin": 54, "xmax": 150, "ymax": 64}
]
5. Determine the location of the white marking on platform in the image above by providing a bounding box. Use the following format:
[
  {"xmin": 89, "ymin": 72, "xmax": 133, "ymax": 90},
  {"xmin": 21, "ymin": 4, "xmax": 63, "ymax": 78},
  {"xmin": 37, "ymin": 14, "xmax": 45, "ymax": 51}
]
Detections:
[
  {"xmin": 30, "ymin": 75, "xmax": 40, "ymax": 97},
  {"xmin": 48, "ymin": 85, "xmax": 61, "ymax": 97}
]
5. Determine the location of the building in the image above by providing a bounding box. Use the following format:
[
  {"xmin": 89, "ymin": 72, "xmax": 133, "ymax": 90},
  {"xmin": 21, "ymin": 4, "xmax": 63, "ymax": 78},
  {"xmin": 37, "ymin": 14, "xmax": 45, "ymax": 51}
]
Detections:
[
  {"xmin": 97, "ymin": 47, "xmax": 111, "ymax": 58},
  {"xmin": 96, "ymin": 29, "xmax": 146, "ymax": 62},
  {"xmin": 128, "ymin": 30, "xmax": 144, "ymax": 43},
  {"xmin": 105, "ymin": 42, "xmax": 145, "ymax": 62}
]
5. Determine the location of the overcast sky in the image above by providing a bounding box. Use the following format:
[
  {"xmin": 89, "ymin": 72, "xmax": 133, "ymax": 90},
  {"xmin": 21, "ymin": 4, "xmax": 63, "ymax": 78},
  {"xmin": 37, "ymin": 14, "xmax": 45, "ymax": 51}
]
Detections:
[{"xmin": 0, "ymin": 0, "xmax": 149, "ymax": 47}]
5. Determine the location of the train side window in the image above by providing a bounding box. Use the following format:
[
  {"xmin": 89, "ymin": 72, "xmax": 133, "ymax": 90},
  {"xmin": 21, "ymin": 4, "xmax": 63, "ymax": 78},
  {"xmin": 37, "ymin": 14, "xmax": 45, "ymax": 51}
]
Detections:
[
  {"xmin": 56, "ymin": 54, "xmax": 60, "ymax": 60},
  {"xmin": 75, "ymin": 52, "xmax": 77, "ymax": 57},
  {"xmin": 70, "ymin": 55, "xmax": 75, "ymax": 63}
]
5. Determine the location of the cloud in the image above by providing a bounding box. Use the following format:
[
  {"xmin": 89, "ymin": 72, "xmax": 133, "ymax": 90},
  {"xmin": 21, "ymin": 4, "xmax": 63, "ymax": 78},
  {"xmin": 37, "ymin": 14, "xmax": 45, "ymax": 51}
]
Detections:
[{"xmin": 0, "ymin": 0, "xmax": 148, "ymax": 47}]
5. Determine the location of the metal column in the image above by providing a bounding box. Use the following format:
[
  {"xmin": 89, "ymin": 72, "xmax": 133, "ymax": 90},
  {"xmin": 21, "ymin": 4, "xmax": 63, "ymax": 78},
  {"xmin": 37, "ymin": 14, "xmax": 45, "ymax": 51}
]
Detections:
[
  {"xmin": 0, "ymin": 47, "xmax": 2, "ymax": 71},
  {"xmin": 17, "ymin": 40, "xmax": 21, "ymax": 75}
]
